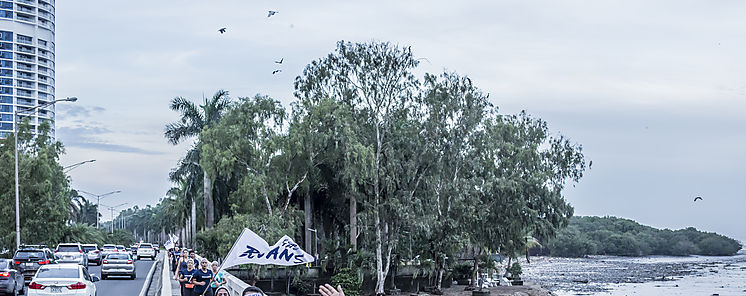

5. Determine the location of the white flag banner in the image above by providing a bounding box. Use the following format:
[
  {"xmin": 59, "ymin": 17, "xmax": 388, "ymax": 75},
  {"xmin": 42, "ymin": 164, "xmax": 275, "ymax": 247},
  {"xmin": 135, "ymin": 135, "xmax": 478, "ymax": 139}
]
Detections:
[
  {"xmin": 221, "ymin": 228, "xmax": 314, "ymax": 270},
  {"xmin": 164, "ymin": 239, "xmax": 175, "ymax": 250}
]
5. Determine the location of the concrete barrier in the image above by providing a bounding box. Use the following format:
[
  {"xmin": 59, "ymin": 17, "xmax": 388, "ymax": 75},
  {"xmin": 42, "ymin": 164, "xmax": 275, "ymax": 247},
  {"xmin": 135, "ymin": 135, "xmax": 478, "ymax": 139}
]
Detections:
[
  {"xmin": 224, "ymin": 270, "xmax": 251, "ymax": 296},
  {"xmin": 161, "ymin": 251, "xmax": 173, "ymax": 296}
]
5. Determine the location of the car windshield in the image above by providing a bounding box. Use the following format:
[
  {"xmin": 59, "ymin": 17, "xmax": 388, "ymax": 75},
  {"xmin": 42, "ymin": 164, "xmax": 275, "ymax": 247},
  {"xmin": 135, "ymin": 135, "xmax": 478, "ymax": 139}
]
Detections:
[
  {"xmin": 139, "ymin": 244, "xmax": 152, "ymax": 248},
  {"xmin": 106, "ymin": 254, "xmax": 130, "ymax": 260},
  {"xmin": 82, "ymin": 246, "xmax": 97, "ymax": 252},
  {"xmin": 117, "ymin": 246, "xmax": 125, "ymax": 250},
  {"xmin": 36, "ymin": 267, "xmax": 80, "ymax": 279},
  {"xmin": 15, "ymin": 251, "xmax": 44, "ymax": 259},
  {"xmin": 103, "ymin": 246, "xmax": 116, "ymax": 250},
  {"xmin": 57, "ymin": 246, "xmax": 80, "ymax": 252}
]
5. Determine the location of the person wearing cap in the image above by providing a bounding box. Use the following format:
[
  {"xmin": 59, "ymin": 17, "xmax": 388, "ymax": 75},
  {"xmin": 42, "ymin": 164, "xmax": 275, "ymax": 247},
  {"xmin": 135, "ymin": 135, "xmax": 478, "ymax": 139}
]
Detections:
[
  {"xmin": 214, "ymin": 287, "xmax": 230, "ymax": 296},
  {"xmin": 192, "ymin": 258, "xmax": 214, "ymax": 296}
]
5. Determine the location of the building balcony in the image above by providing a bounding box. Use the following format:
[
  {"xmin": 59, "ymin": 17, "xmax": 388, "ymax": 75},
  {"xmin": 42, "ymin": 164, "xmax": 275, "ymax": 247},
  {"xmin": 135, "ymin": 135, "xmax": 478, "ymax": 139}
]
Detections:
[
  {"xmin": 17, "ymin": 64, "xmax": 34, "ymax": 71},
  {"xmin": 16, "ymin": 46, "xmax": 35, "ymax": 54},
  {"xmin": 16, "ymin": 55, "xmax": 35, "ymax": 63},
  {"xmin": 15, "ymin": 5, "xmax": 35, "ymax": 14},
  {"xmin": 17, "ymin": 0, "xmax": 35, "ymax": 5}
]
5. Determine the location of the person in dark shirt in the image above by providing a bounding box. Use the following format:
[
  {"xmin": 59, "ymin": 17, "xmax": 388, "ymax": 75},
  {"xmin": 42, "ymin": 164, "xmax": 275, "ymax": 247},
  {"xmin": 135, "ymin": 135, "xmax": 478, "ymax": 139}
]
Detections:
[
  {"xmin": 192, "ymin": 258, "xmax": 214, "ymax": 296},
  {"xmin": 171, "ymin": 247, "xmax": 181, "ymax": 273},
  {"xmin": 179, "ymin": 259, "xmax": 197, "ymax": 296}
]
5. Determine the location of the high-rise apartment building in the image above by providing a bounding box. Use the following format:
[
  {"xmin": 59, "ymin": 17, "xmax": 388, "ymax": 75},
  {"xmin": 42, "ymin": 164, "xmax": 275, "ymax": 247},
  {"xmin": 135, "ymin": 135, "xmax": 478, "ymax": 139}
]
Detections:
[{"xmin": 0, "ymin": 0, "xmax": 55, "ymax": 138}]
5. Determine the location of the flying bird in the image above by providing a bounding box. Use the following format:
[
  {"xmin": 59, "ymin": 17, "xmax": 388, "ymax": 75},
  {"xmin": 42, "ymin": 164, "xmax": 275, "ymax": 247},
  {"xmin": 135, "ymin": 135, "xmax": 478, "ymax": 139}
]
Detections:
[
  {"xmin": 694, "ymin": 196, "xmax": 703, "ymax": 202},
  {"xmin": 275, "ymin": 58, "xmax": 283, "ymax": 64},
  {"xmin": 268, "ymin": 10, "xmax": 279, "ymax": 18},
  {"xmin": 272, "ymin": 69, "xmax": 282, "ymax": 75},
  {"xmin": 218, "ymin": 27, "xmax": 227, "ymax": 34}
]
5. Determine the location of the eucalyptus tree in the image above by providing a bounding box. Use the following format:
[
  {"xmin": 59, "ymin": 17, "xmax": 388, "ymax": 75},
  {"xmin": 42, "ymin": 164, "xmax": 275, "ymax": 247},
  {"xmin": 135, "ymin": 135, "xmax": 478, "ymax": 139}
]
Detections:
[
  {"xmin": 165, "ymin": 89, "xmax": 231, "ymax": 229},
  {"xmin": 413, "ymin": 72, "xmax": 492, "ymax": 291},
  {"xmin": 295, "ymin": 40, "xmax": 421, "ymax": 295}
]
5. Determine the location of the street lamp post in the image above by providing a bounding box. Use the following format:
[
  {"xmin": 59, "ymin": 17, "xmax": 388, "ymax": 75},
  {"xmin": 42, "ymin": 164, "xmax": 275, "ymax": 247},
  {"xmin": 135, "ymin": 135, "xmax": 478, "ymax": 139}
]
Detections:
[
  {"xmin": 79, "ymin": 190, "xmax": 122, "ymax": 228},
  {"xmin": 102, "ymin": 203, "xmax": 128, "ymax": 233},
  {"xmin": 14, "ymin": 97, "xmax": 77, "ymax": 249},
  {"xmin": 63, "ymin": 159, "xmax": 96, "ymax": 173}
]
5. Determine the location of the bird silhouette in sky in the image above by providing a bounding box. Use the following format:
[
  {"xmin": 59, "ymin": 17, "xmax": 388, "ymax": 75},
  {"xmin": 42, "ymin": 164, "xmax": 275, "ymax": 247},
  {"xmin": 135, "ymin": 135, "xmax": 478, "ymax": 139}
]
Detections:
[
  {"xmin": 268, "ymin": 11, "xmax": 279, "ymax": 18},
  {"xmin": 275, "ymin": 58, "xmax": 283, "ymax": 64},
  {"xmin": 272, "ymin": 69, "xmax": 282, "ymax": 75},
  {"xmin": 218, "ymin": 28, "xmax": 227, "ymax": 34},
  {"xmin": 694, "ymin": 196, "xmax": 703, "ymax": 202}
]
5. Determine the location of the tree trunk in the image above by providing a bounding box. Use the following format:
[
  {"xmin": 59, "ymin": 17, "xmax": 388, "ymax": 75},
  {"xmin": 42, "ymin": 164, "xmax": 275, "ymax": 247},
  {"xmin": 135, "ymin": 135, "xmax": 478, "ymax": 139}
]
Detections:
[
  {"xmin": 204, "ymin": 172, "xmax": 214, "ymax": 228},
  {"xmin": 374, "ymin": 124, "xmax": 386, "ymax": 295},
  {"xmin": 304, "ymin": 192, "xmax": 313, "ymax": 255},
  {"xmin": 350, "ymin": 194, "xmax": 357, "ymax": 250},
  {"xmin": 191, "ymin": 199, "xmax": 197, "ymax": 248}
]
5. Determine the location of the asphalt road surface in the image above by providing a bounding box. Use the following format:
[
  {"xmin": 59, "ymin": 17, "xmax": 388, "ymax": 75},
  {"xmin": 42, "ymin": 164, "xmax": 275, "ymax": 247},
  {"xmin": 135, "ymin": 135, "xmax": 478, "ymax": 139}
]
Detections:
[{"xmin": 88, "ymin": 258, "xmax": 156, "ymax": 296}]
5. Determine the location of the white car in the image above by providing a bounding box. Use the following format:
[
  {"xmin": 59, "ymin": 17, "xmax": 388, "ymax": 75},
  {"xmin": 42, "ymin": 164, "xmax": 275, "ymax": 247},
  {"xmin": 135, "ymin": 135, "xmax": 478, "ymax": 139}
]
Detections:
[
  {"xmin": 28, "ymin": 263, "xmax": 98, "ymax": 296},
  {"xmin": 54, "ymin": 243, "xmax": 88, "ymax": 266},
  {"xmin": 136, "ymin": 243, "xmax": 155, "ymax": 260}
]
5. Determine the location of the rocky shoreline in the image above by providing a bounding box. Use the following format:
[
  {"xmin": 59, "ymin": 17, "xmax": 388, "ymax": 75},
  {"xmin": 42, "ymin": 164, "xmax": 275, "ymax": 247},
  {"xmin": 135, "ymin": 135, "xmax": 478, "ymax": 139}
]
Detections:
[{"xmin": 521, "ymin": 254, "xmax": 746, "ymax": 294}]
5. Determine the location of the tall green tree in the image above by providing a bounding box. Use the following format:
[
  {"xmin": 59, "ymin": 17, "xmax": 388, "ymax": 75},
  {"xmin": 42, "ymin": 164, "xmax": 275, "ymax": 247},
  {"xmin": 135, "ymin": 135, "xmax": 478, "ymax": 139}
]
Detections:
[
  {"xmin": 0, "ymin": 121, "xmax": 71, "ymax": 250},
  {"xmin": 165, "ymin": 90, "xmax": 231, "ymax": 230},
  {"xmin": 295, "ymin": 41, "xmax": 421, "ymax": 294}
]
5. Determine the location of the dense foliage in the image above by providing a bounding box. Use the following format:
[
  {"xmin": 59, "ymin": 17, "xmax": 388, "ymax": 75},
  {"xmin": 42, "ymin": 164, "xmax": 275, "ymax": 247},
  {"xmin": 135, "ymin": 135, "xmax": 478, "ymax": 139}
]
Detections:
[
  {"xmin": 0, "ymin": 121, "xmax": 135, "ymax": 252},
  {"xmin": 118, "ymin": 40, "xmax": 588, "ymax": 293},
  {"xmin": 546, "ymin": 216, "xmax": 743, "ymax": 257}
]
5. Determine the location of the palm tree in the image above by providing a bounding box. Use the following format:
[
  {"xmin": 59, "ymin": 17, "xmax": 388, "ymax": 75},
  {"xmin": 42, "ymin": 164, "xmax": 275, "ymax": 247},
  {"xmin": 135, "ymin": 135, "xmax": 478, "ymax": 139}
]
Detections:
[{"xmin": 165, "ymin": 90, "xmax": 231, "ymax": 229}]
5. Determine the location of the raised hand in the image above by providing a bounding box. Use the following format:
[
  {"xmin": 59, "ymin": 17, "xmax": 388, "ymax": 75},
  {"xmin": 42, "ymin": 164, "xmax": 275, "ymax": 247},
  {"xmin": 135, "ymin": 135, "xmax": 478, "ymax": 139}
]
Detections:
[{"xmin": 319, "ymin": 284, "xmax": 345, "ymax": 296}]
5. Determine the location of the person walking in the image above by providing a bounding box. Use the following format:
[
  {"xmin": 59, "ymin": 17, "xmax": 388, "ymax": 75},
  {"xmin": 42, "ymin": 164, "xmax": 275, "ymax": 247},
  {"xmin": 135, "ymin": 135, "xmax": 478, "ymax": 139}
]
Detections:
[
  {"xmin": 175, "ymin": 251, "xmax": 189, "ymax": 279},
  {"xmin": 192, "ymin": 258, "xmax": 214, "ymax": 296},
  {"xmin": 210, "ymin": 261, "xmax": 226, "ymax": 290},
  {"xmin": 179, "ymin": 257, "xmax": 197, "ymax": 296}
]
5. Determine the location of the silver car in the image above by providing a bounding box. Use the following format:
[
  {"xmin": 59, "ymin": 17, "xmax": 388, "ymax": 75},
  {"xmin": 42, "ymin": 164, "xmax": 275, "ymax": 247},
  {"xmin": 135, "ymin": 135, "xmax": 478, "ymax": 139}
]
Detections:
[
  {"xmin": 82, "ymin": 244, "xmax": 101, "ymax": 266},
  {"xmin": 101, "ymin": 253, "xmax": 136, "ymax": 280},
  {"xmin": 55, "ymin": 243, "xmax": 88, "ymax": 266}
]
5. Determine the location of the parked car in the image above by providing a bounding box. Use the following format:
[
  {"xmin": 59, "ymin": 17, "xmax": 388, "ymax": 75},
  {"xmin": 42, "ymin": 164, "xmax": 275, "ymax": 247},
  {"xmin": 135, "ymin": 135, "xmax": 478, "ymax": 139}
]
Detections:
[
  {"xmin": 55, "ymin": 243, "xmax": 88, "ymax": 266},
  {"xmin": 81, "ymin": 244, "xmax": 101, "ymax": 266},
  {"xmin": 136, "ymin": 243, "xmax": 155, "ymax": 260},
  {"xmin": 28, "ymin": 263, "xmax": 98, "ymax": 296},
  {"xmin": 101, "ymin": 253, "xmax": 136, "ymax": 280},
  {"xmin": 152, "ymin": 244, "xmax": 160, "ymax": 254},
  {"xmin": 0, "ymin": 259, "xmax": 24, "ymax": 295},
  {"xmin": 13, "ymin": 245, "xmax": 56, "ymax": 283}
]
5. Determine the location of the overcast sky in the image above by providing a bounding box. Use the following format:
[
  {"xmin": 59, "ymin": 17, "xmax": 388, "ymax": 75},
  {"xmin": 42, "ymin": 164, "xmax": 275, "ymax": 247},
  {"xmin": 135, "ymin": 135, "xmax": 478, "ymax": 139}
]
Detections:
[{"xmin": 54, "ymin": 1, "xmax": 745, "ymax": 243}]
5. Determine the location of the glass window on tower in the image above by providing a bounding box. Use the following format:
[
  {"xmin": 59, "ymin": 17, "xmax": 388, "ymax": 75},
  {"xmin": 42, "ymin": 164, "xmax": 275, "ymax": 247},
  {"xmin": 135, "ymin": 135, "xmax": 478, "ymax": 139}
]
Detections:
[
  {"xmin": 0, "ymin": 78, "xmax": 11, "ymax": 85},
  {"xmin": 0, "ymin": 87, "xmax": 11, "ymax": 95},
  {"xmin": 0, "ymin": 60, "xmax": 13, "ymax": 68},
  {"xmin": 0, "ymin": 69, "xmax": 10, "ymax": 77},
  {"xmin": 0, "ymin": 122, "xmax": 11, "ymax": 130},
  {"xmin": 0, "ymin": 10, "xmax": 12, "ymax": 19},
  {"xmin": 0, "ymin": 2, "xmax": 12, "ymax": 9},
  {"xmin": 0, "ymin": 104, "xmax": 11, "ymax": 112},
  {"xmin": 0, "ymin": 96, "xmax": 10, "ymax": 103},
  {"xmin": 0, "ymin": 42, "xmax": 10, "ymax": 50},
  {"xmin": 0, "ymin": 51, "xmax": 11, "ymax": 59},
  {"xmin": 0, "ymin": 113, "xmax": 11, "ymax": 121},
  {"xmin": 0, "ymin": 31, "xmax": 11, "ymax": 41}
]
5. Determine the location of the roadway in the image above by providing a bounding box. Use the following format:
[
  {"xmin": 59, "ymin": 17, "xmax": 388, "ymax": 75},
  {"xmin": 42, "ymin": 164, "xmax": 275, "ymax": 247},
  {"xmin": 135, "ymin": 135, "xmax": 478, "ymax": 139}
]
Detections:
[{"xmin": 88, "ymin": 258, "xmax": 156, "ymax": 296}]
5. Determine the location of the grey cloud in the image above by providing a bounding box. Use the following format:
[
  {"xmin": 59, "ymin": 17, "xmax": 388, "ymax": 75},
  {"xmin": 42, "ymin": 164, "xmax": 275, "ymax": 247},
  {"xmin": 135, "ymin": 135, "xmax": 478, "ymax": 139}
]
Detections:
[
  {"xmin": 56, "ymin": 105, "xmax": 107, "ymax": 120},
  {"xmin": 57, "ymin": 125, "xmax": 165, "ymax": 155}
]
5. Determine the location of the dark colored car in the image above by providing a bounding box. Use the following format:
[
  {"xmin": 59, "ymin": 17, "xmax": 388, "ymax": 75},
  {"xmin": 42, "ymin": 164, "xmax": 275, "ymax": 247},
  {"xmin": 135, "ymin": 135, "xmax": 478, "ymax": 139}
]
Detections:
[
  {"xmin": 13, "ymin": 245, "xmax": 56, "ymax": 283},
  {"xmin": 0, "ymin": 259, "xmax": 24, "ymax": 295}
]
